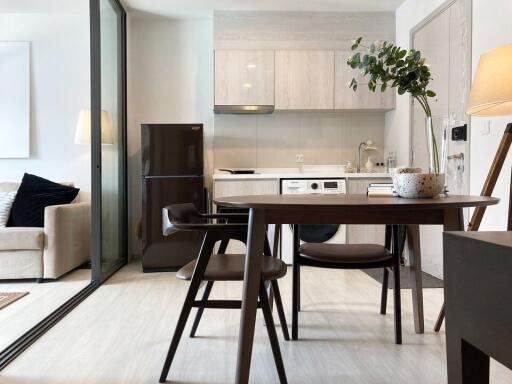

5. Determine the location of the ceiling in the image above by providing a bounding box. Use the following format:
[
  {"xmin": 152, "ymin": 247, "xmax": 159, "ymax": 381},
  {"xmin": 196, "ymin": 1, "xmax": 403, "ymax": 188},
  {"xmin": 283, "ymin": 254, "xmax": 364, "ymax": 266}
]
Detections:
[{"xmin": 124, "ymin": 0, "xmax": 407, "ymax": 19}]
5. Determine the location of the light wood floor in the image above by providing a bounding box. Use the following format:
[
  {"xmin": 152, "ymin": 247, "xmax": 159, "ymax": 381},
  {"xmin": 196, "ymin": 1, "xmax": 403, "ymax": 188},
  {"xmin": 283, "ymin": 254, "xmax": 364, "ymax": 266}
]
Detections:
[
  {"xmin": 0, "ymin": 269, "xmax": 91, "ymax": 351},
  {"xmin": 1, "ymin": 262, "xmax": 511, "ymax": 383}
]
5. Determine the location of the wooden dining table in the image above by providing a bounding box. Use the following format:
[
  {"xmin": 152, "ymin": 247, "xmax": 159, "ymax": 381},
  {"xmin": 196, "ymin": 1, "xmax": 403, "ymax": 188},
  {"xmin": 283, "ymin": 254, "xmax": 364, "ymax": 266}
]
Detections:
[{"xmin": 214, "ymin": 193, "xmax": 499, "ymax": 384}]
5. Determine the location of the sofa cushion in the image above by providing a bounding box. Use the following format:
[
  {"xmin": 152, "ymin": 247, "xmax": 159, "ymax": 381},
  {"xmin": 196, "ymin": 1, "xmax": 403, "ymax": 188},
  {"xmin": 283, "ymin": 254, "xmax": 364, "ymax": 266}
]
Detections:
[
  {"xmin": 0, "ymin": 183, "xmax": 20, "ymax": 193},
  {"xmin": 0, "ymin": 227, "xmax": 44, "ymax": 250},
  {"xmin": 0, "ymin": 191, "xmax": 17, "ymax": 227},
  {"xmin": 7, "ymin": 174, "xmax": 79, "ymax": 227}
]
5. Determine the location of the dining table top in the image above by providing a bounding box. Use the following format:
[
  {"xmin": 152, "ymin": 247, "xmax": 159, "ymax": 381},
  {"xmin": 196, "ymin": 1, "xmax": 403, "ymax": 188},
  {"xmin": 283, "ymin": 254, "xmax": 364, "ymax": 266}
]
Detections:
[{"xmin": 215, "ymin": 193, "xmax": 500, "ymax": 211}]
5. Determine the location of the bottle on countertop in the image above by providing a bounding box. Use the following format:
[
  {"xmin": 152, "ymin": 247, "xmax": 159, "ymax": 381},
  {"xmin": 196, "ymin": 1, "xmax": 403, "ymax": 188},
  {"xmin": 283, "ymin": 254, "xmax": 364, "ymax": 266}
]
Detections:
[{"xmin": 365, "ymin": 156, "xmax": 374, "ymax": 171}]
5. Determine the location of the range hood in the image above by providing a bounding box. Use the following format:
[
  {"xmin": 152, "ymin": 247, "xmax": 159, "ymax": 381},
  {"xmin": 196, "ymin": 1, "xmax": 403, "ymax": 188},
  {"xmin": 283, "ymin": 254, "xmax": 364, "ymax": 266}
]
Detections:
[{"xmin": 214, "ymin": 105, "xmax": 274, "ymax": 114}]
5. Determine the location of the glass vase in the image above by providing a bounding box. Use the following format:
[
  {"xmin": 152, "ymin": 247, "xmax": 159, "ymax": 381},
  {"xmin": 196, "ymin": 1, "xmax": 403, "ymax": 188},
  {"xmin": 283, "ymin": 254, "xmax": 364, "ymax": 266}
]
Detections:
[{"xmin": 425, "ymin": 116, "xmax": 448, "ymax": 174}]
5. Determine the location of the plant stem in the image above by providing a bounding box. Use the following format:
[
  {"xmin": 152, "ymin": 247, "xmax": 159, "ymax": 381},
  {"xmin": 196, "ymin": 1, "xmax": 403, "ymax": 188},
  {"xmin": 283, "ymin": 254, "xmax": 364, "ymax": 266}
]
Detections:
[{"xmin": 415, "ymin": 95, "xmax": 440, "ymax": 173}]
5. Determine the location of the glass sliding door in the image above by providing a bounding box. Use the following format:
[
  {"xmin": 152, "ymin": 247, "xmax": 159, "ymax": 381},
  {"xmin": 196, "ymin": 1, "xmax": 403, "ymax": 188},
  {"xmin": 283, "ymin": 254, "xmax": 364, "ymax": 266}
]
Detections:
[{"xmin": 90, "ymin": 0, "xmax": 127, "ymax": 283}]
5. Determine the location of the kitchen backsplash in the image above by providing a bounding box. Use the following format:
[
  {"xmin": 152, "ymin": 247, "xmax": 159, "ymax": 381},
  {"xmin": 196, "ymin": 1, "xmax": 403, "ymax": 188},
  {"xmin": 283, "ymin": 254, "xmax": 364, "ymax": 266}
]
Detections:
[{"xmin": 214, "ymin": 112, "xmax": 385, "ymax": 169}]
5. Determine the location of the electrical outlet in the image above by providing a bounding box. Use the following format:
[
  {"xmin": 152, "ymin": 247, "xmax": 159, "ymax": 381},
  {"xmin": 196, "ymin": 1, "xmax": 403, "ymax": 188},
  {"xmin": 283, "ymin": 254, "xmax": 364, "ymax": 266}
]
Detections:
[
  {"xmin": 295, "ymin": 154, "xmax": 304, "ymax": 163},
  {"xmin": 480, "ymin": 120, "xmax": 491, "ymax": 135}
]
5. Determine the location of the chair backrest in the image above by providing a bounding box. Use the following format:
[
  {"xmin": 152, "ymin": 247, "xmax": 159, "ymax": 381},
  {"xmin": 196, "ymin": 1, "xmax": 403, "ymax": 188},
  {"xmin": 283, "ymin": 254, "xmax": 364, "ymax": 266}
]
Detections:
[
  {"xmin": 162, "ymin": 203, "xmax": 201, "ymax": 236},
  {"xmin": 162, "ymin": 203, "xmax": 248, "ymax": 237}
]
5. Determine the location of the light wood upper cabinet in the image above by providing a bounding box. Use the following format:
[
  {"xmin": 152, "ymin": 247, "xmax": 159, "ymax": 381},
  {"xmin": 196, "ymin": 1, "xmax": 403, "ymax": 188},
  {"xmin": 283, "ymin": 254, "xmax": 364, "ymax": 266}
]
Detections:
[
  {"xmin": 214, "ymin": 50, "xmax": 275, "ymax": 106},
  {"xmin": 335, "ymin": 51, "xmax": 395, "ymax": 110},
  {"xmin": 275, "ymin": 50, "xmax": 335, "ymax": 110}
]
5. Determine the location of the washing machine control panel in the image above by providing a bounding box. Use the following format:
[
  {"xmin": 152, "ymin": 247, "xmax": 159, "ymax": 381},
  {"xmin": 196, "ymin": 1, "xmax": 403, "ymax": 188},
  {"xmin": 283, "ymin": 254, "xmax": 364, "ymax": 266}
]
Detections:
[{"xmin": 281, "ymin": 179, "xmax": 346, "ymax": 194}]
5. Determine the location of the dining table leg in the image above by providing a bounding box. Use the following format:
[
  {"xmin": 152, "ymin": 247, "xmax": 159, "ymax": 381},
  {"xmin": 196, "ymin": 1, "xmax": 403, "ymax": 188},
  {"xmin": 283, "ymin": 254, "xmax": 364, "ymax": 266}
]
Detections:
[
  {"xmin": 434, "ymin": 208, "xmax": 465, "ymax": 332},
  {"xmin": 236, "ymin": 208, "xmax": 266, "ymax": 384},
  {"xmin": 407, "ymin": 224, "xmax": 425, "ymax": 334}
]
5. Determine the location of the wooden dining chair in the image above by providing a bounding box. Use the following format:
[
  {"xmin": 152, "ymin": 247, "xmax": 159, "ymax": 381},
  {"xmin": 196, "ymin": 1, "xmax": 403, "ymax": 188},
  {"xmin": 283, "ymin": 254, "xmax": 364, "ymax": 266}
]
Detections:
[
  {"xmin": 292, "ymin": 224, "xmax": 404, "ymax": 344},
  {"xmin": 159, "ymin": 203, "xmax": 289, "ymax": 384}
]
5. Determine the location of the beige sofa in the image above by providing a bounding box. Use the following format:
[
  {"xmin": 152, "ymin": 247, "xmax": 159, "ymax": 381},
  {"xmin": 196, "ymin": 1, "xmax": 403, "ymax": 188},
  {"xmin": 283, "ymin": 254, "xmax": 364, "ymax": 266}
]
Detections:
[{"xmin": 0, "ymin": 182, "xmax": 90, "ymax": 280}]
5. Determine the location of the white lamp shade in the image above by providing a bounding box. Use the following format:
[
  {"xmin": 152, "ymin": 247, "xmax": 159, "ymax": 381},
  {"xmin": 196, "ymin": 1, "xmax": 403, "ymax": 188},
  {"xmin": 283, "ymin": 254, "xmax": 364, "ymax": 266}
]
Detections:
[
  {"xmin": 466, "ymin": 44, "xmax": 512, "ymax": 116},
  {"xmin": 75, "ymin": 109, "xmax": 114, "ymax": 145}
]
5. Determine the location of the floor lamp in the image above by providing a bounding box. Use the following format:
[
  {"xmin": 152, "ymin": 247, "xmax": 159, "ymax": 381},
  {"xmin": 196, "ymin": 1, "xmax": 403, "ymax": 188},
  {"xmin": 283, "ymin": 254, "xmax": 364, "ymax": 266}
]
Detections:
[
  {"xmin": 465, "ymin": 44, "xmax": 512, "ymax": 232},
  {"xmin": 435, "ymin": 44, "xmax": 512, "ymax": 332}
]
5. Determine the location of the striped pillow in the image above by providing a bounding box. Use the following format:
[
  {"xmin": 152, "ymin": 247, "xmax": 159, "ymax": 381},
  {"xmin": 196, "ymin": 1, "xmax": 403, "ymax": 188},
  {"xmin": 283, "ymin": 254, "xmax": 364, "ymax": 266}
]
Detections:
[{"xmin": 0, "ymin": 191, "xmax": 17, "ymax": 227}]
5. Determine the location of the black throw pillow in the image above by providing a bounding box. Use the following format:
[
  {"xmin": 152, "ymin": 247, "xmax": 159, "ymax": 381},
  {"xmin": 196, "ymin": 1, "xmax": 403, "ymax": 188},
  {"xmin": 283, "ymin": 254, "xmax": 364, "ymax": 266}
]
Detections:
[{"xmin": 7, "ymin": 173, "xmax": 80, "ymax": 227}]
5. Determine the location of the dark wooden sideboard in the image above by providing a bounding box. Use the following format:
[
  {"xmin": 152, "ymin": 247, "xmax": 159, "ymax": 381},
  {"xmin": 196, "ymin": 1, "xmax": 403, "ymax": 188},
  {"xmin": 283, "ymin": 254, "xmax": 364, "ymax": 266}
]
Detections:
[{"xmin": 444, "ymin": 231, "xmax": 512, "ymax": 384}]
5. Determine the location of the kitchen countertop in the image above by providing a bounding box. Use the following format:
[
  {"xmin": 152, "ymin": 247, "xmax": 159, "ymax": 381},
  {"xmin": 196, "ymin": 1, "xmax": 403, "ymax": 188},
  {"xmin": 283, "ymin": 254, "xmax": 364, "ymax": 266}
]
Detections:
[{"xmin": 213, "ymin": 169, "xmax": 390, "ymax": 180}]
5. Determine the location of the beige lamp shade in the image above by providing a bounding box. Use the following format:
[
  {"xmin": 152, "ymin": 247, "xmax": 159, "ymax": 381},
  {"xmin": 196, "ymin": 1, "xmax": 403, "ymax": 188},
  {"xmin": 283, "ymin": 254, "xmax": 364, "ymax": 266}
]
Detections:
[
  {"xmin": 365, "ymin": 140, "xmax": 378, "ymax": 150},
  {"xmin": 75, "ymin": 109, "xmax": 114, "ymax": 145},
  {"xmin": 466, "ymin": 44, "xmax": 512, "ymax": 116}
]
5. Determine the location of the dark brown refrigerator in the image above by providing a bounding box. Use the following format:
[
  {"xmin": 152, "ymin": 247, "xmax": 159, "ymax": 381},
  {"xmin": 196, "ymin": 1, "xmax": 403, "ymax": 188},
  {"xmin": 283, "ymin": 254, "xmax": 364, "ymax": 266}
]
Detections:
[{"xmin": 141, "ymin": 124, "xmax": 205, "ymax": 271}]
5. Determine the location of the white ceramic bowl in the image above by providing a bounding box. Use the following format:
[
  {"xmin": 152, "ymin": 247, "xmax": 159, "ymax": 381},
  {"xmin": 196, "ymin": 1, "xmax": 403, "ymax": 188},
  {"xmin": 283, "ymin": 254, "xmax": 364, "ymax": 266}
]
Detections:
[{"xmin": 392, "ymin": 173, "xmax": 445, "ymax": 198}]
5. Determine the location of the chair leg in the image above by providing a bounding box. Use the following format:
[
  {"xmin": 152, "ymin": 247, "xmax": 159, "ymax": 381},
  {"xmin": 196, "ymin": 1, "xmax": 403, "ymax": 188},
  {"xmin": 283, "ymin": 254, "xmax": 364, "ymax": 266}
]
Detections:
[
  {"xmin": 259, "ymin": 278, "xmax": 288, "ymax": 384},
  {"xmin": 159, "ymin": 236, "xmax": 214, "ymax": 383},
  {"xmin": 392, "ymin": 226, "xmax": 403, "ymax": 345},
  {"xmin": 271, "ymin": 280, "xmax": 290, "ymax": 341},
  {"xmin": 189, "ymin": 281, "xmax": 214, "ymax": 338},
  {"xmin": 266, "ymin": 280, "xmax": 274, "ymax": 312},
  {"xmin": 297, "ymin": 262, "xmax": 301, "ymax": 312},
  {"xmin": 292, "ymin": 226, "xmax": 300, "ymax": 340},
  {"xmin": 434, "ymin": 302, "xmax": 445, "ymax": 332},
  {"xmin": 380, "ymin": 268, "xmax": 389, "ymax": 315}
]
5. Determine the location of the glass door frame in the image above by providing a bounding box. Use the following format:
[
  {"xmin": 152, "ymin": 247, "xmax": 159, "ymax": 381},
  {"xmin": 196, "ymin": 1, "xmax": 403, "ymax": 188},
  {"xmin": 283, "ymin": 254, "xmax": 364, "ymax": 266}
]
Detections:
[
  {"xmin": 0, "ymin": 1, "xmax": 127, "ymax": 369},
  {"xmin": 90, "ymin": 0, "xmax": 128, "ymax": 283}
]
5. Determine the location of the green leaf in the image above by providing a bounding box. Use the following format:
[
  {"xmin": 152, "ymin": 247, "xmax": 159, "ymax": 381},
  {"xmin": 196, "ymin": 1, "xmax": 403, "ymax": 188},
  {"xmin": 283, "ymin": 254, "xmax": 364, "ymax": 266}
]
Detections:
[
  {"xmin": 351, "ymin": 37, "xmax": 363, "ymax": 50},
  {"xmin": 426, "ymin": 90, "xmax": 436, "ymax": 97},
  {"xmin": 381, "ymin": 83, "xmax": 387, "ymax": 92}
]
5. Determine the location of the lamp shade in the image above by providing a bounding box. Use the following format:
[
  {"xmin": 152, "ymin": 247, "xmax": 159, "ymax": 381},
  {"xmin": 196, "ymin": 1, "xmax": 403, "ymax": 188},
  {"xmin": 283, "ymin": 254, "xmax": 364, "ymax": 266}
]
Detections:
[
  {"xmin": 466, "ymin": 44, "xmax": 512, "ymax": 116},
  {"xmin": 75, "ymin": 109, "xmax": 114, "ymax": 145},
  {"xmin": 365, "ymin": 140, "xmax": 378, "ymax": 150}
]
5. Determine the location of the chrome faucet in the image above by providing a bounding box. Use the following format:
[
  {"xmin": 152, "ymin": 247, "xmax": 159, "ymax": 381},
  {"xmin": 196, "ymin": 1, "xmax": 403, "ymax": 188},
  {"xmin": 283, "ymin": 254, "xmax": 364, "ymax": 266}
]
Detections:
[{"xmin": 357, "ymin": 140, "xmax": 377, "ymax": 173}]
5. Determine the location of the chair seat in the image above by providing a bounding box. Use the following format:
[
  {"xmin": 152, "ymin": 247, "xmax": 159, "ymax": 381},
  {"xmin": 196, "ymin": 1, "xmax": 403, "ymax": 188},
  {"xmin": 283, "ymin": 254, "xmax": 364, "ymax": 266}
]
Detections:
[
  {"xmin": 299, "ymin": 243, "xmax": 392, "ymax": 264},
  {"xmin": 177, "ymin": 254, "xmax": 287, "ymax": 281}
]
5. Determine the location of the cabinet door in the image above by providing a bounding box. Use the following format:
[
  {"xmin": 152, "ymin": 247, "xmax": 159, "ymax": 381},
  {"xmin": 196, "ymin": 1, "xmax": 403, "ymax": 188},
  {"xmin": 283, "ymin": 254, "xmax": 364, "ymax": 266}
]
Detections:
[
  {"xmin": 214, "ymin": 179, "xmax": 279, "ymax": 199},
  {"xmin": 214, "ymin": 179, "xmax": 279, "ymax": 254},
  {"xmin": 275, "ymin": 50, "xmax": 334, "ymax": 110},
  {"xmin": 346, "ymin": 178, "xmax": 390, "ymax": 245},
  {"xmin": 335, "ymin": 51, "xmax": 395, "ymax": 110},
  {"xmin": 215, "ymin": 50, "xmax": 274, "ymax": 106}
]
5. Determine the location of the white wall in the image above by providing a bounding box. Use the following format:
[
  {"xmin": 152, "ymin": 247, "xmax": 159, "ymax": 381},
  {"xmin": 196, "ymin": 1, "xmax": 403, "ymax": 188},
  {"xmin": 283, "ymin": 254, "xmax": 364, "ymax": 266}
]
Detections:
[
  {"xmin": 390, "ymin": 0, "xmax": 512, "ymax": 278},
  {"xmin": 384, "ymin": 0, "xmax": 446, "ymax": 167},
  {"xmin": 469, "ymin": 0, "xmax": 512, "ymax": 231},
  {"xmin": 127, "ymin": 15, "xmax": 213, "ymax": 257},
  {"xmin": 0, "ymin": 12, "xmax": 91, "ymax": 198}
]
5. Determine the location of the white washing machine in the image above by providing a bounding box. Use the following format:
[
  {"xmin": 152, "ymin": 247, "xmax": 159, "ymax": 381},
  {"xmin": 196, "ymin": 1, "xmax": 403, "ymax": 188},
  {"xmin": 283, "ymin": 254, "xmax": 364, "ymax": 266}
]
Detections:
[{"xmin": 280, "ymin": 178, "xmax": 347, "ymax": 264}]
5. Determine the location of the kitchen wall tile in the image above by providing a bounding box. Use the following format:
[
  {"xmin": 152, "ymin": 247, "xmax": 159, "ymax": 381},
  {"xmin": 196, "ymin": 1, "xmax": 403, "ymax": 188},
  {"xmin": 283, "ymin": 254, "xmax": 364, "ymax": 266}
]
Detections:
[
  {"xmin": 214, "ymin": 114, "xmax": 257, "ymax": 168},
  {"xmin": 341, "ymin": 113, "xmax": 386, "ymax": 168},
  {"xmin": 299, "ymin": 114, "xmax": 342, "ymax": 165},
  {"xmin": 256, "ymin": 113, "xmax": 301, "ymax": 167},
  {"xmin": 214, "ymin": 112, "xmax": 386, "ymax": 169}
]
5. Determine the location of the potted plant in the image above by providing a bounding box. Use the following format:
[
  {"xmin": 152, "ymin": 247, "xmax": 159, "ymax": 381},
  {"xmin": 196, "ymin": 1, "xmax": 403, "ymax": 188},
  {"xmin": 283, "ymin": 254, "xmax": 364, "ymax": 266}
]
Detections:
[{"xmin": 347, "ymin": 37, "xmax": 446, "ymax": 198}]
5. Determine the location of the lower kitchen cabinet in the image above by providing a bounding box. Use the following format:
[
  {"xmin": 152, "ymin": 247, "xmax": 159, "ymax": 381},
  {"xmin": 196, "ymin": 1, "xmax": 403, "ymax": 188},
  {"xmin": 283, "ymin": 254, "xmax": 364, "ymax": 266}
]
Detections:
[
  {"xmin": 214, "ymin": 179, "xmax": 279, "ymax": 199},
  {"xmin": 213, "ymin": 178, "xmax": 279, "ymax": 253},
  {"xmin": 346, "ymin": 178, "xmax": 390, "ymax": 245}
]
